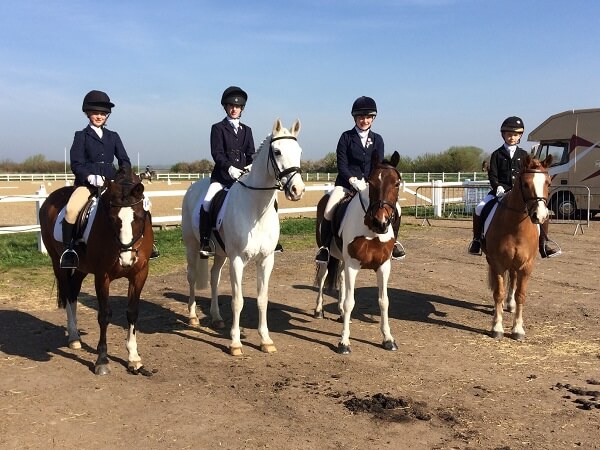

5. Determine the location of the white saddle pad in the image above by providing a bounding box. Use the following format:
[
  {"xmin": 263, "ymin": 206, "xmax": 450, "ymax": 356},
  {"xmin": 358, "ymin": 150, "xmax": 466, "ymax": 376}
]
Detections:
[
  {"xmin": 192, "ymin": 190, "xmax": 231, "ymax": 234},
  {"xmin": 53, "ymin": 197, "xmax": 99, "ymax": 243}
]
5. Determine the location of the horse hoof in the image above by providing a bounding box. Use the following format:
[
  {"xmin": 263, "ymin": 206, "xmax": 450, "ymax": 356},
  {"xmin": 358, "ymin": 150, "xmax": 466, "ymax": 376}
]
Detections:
[
  {"xmin": 212, "ymin": 320, "xmax": 226, "ymax": 330},
  {"xmin": 383, "ymin": 340, "xmax": 398, "ymax": 351},
  {"xmin": 188, "ymin": 317, "xmax": 200, "ymax": 327},
  {"xmin": 68, "ymin": 340, "xmax": 82, "ymax": 350},
  {"xmin": 230, "ymin": 346, "xmax": 243, "ymax": 357},
  {"xmin": 512, "ymin": 333, "xmax": 525, "ymax": 342},
  {"xmin": 314, "ymin": 311, "xmax": 324, "ymax": 319},
  {"xmin": 94, "ymin": 364, "xmax": 110, "ymax": 376},
  {"xmin": 491, "ymin": 330, "xmax": 504, "ymax": 339},
  {"xmin": 337, "ymin": 343, "xmax": 351, "ymax": 355},
  {"xmin": 260, "ymin": 343, "xmax": 277, "ymax": 354}
]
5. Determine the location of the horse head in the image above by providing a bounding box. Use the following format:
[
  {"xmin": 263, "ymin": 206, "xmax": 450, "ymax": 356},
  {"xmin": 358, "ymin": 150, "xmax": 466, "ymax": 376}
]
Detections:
[
  {"xmin": 104, "ymin": 167, "xmax": 148, "ymax": 267},
  {"xmin": 517, "ymin": 154, "xmax": 553, "ymax": 224},
  {"xmin": 365, "ymin": 151, "xmax": 401, "ymax": 233},
  {"xmin": 267, "ymin": 119, "xmax": 306, "ymax": 201}
]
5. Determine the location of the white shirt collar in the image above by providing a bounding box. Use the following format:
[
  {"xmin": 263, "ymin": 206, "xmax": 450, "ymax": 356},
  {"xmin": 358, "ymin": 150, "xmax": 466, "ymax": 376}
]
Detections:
[{"xmin": 90, "ymin": 124, "xmax": 103, "ymax": 138}]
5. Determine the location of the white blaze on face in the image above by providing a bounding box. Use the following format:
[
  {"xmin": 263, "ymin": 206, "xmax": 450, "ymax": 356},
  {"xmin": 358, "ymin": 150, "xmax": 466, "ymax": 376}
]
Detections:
[
  {"xmin": 531, "ymin": 172, "xmax": 549, "ymax": 222},
  {"xmin": 118, "ymin": 207, "xmax": 136, "ymax": 266}
]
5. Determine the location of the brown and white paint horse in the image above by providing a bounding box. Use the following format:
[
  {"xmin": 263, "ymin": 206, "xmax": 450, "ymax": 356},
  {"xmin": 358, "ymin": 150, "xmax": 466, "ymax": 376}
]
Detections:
[
  {"xmin": 39, "ymin": 167, "xmax": 154, "ymax": 375},
  {"xmin": 315, "ymin": 151, "xmax": 402, "ymax": 354},
  {"xmin": 483, "ymin": 155, "xmax": 553, "ymax": 340}
]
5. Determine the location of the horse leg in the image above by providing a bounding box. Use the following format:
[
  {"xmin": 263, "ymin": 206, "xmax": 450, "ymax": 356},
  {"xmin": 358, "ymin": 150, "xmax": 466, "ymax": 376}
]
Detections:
[
  {"xmin": 228, "ymin": 256, "xmax": 245, "ymax": 356},
  {"xmin": 337, "ymin": 265, "xmax": 346, "ymax": 321},
  {"xmin": 256, "ymin": 255, "xmax": 276, "ymax": 353},
  {"xmin": 314, "ymin": 263, "xmax": 328, "ymax": 319},
  {"xmin": 377, "ymin": 263, "xmax": 397, "ymax": 351},
  {"xmin": 186, "ymin": 244, "xmax": 200, "ymax": 327},
  {"xmin": 490, "ymin": 269, "xmax": 506, "ymax": 339},
  {"xmin": 94, "ymin": 274, "xmax": 112, "ymax": 375},
  {"xmin": 504, "ymin": 269, "xmax": 517, "ymax": 313},
  {"xmin": 338, "ymin": 265, "xmax": 358, "ymax": 354},
  {"xmin": 60, "ymin": 270, "xmax": 86, "ymax": 349},
  {"xmin": 511, "ymin": 270, "xmax": 531, "ymax": 341},
  {"xmin": 125, "ymin": 269, "xmax": 150, "ymax": 374},
  {"xmin": 209, "ymin": 255, "xmax": 227, "ymax": 329}
]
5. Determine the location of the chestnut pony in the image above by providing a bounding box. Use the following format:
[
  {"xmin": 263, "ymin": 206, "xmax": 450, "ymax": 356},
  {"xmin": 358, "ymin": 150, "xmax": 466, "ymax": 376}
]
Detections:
[
  {"xmin": 483, "ymin": 155, "xmax": 553, "ymax": 340},
  {"xmin": 314, "ymin": 151, "xmax": 401, "ymax": 354},
  {"xmin": 39, "ymin": 167, "xmax": 154, "ymax": 375},
  {"xmin": 182, "ymin": 119, "xmax": 305, "ymax": 356}
]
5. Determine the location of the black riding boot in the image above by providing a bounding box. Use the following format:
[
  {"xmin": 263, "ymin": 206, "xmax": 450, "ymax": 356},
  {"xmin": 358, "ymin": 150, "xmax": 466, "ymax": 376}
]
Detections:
[
  {"xmin": 199, "ymin": 208, "xmax": 214, "ymax": 258},
  {"xmin": 391, "ymin": 214, "xmax": 406, "ymax": 260},
  {"xmin": 59, "ymin": 220, "xmax": 79, "ymax": 269},
  {"xmin": 274, "ymin": 200, "xmax": 283, "ymax": 252},
  {"xmin": 468, "ymin": 214, "xmax": 482, "ymax": 255},
  {"xmin": 539, "ymin": 221, "xmax": 561, "ymax": 258},
  {"xmin": 315, "ymin": 219, "xmax": 332, "ymax": 264}
]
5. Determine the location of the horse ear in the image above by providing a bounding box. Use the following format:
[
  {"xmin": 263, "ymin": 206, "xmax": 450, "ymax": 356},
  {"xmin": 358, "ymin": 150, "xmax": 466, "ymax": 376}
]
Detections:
[
  {"xmin": 132, "ymin": 181, "xmax": 145, "ymax": 197},
  {"xmin": 390, "ymin": 151, "xmax": 400, "ymax": 168},
  {"xmin": 272, "ymin": 118, "xmax": 283, "ymax": 135},
  {"xmin": 542, "ymin": 154, "xmax": 553, "ymax": 168},
  {"xmin": 370, "ymin": 150, "xmax": 382, "ymax": 167},
  {"xmin": 290, "ymin": 119, "xmax": 301, "ymax": 137},
  {"xmin": 525, "ymin": 154, "xmax": 532, "ymax": 167}
]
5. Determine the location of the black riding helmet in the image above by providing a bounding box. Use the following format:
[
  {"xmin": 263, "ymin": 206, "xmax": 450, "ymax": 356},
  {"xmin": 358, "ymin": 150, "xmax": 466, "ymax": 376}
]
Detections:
[
  {"xmin": 351, "ymin": 96, "xmax": 377, "ymax": 117},
  {"xmin": 82, "ymin": 90, "xmax": 115, "ymax": 113},
  {"xmin": 500, "ymin": 116, "xmax": 525, "ymax": 133},
  {"xmin": 221, "ymin": 86, "xmax": 248, "ymax": 107}
]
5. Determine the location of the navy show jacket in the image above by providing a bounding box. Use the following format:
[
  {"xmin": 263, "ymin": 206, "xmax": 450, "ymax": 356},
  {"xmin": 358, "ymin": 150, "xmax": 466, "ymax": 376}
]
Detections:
[
  {"xmin": 70, "ymin": 125, "xmax": 131, "ymax": 187},
  {"xmin": 334, "ymin": 128, "xmax": 385, "ymax": 190},
  {"xmin": 488, "ymin": 144, "xmax": 528, "ymax": 192},
  {"xmin": 210, "ymin": 118, "xmax": 255, "ymax": 187}
]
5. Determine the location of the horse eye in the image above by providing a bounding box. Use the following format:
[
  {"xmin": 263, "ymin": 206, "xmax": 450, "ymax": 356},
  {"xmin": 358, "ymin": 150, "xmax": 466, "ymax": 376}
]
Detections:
[{"xmin": 273, "ymin": 149, "xmax": 282, "ymax": 156}]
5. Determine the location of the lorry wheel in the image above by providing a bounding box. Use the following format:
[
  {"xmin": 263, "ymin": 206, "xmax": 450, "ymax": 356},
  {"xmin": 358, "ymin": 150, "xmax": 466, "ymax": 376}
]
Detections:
[{"xmin": 552, "ymin": 193, "xmax": 576, "ymax": 220}]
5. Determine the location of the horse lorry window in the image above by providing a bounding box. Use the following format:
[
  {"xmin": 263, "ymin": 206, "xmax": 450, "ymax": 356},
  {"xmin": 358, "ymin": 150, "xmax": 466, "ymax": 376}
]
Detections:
[{"xmin": 529, "ymin": 108, "xmax": 600, "ymax": 219}]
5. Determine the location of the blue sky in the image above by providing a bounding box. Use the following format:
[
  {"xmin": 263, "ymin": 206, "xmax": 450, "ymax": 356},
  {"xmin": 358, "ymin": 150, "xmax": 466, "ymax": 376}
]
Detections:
[{"xmin": 1, "ymin": 0, "xmax": 599, "ymax": 167}]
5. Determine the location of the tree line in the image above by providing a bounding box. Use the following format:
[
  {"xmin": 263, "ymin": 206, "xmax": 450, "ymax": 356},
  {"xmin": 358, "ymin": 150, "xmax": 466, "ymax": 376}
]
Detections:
[{"xmin": 1, "ymin": 146, "xmax": 486, "ymax": 174}]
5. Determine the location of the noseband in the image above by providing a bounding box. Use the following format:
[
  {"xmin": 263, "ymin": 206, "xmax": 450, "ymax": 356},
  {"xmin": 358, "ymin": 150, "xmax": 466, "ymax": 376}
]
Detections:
[{"xmin": 238, "ymin": 135, "xmax": 302, "ymax": 194}]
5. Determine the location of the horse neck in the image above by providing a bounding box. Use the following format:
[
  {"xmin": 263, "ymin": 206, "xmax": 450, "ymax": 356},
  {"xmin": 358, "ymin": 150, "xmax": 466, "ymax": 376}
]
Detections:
[
  {"xmin": 237, "ymin": 145, "xmax": 278, "ymax": 210},
  {"xmin": 499, "ymin": 183, "xmax": 531, "ymax": 225}
]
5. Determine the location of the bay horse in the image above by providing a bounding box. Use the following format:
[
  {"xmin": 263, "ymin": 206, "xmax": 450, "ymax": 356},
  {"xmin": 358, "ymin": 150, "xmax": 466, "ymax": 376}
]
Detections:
[
  {"xmin": 315, "ymin": 151, "xmax": 401, "ymax": 354},
  {"xmin": 182, "ymin": 119, "xmax": 305, "ymax": 356},
  {"xmin": 39, "ymin": 167, "xmax": 154, "ymax": 375},
  {"xmin": 483, "ymin": 155, "xmax": 553, "ymax": 340}
]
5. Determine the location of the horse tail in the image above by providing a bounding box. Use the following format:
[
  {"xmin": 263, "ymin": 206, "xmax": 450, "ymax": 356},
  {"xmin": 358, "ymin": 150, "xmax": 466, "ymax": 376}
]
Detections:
[
  {"xmin": 196, "ymin": 255, "xmax": 209, "ymax": 290},
  {"xmin": 324, "ymin": 256, "xmax": 340, "ymax": 293},
  {"xmin": 487, "ymin": 266, "xmax": 507, "ymax": 291}
]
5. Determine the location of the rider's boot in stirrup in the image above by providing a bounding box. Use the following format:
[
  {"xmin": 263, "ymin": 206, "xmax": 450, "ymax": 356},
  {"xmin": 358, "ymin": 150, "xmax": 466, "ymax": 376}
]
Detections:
[
  {"xmin": 315, "ymin": 219, "xmax": 332, "ymax": 264},
  {"xmin": 59, "ymin": 220, "xmax": 79, "ymax": 269},
  {"xmin": 199, "ymin": 208, "xmax": 214, "ymax": 258},
  {"xmin": 468, "ymin": 214, "xmax": 482, "ymax": 255}
]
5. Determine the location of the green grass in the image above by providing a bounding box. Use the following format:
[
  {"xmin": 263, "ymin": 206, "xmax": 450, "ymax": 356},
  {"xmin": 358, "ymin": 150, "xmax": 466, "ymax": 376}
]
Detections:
[{"xmin": 0, "ymin": 218, "xmax": 318, "ymax": 274}]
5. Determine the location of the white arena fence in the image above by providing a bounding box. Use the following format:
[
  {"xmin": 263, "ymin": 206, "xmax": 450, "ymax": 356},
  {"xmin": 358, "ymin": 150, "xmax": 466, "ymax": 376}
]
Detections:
[
  {"xmin": 1, "ymin": 181, "xmax": 591, "ymax": 254},
  {"xmin": 0, "ymin": 171, "xmax": 489, "ymax": 183}
]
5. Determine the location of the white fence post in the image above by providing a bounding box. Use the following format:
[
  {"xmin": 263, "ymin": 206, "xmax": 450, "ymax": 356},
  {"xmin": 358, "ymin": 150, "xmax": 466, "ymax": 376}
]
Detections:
[
  {"xmin": 432, "ymin": 180, "xmax": 443, "ymax": 217},
  {"xmin": 36, "ymin": 185, "xmax": 48, "ymax": 254}
]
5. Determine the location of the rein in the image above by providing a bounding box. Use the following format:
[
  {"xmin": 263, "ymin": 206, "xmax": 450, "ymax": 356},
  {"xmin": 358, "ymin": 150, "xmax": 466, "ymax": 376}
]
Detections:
[{"xmin": 237, "ymin": 135, "xmax": 302, "ymax": 194}]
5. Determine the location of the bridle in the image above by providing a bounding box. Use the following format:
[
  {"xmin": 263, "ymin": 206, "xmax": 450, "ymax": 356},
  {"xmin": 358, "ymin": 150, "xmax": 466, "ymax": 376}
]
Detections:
[
  {"xmin": 105, "ymin": 182, "xmax": 147, "ymax": 255},
  {"xmin": 518, "ymin": 168, "xmax": 550, "ymax": 217},
  {"xmin": 237, "ymin": 135, "xmax": 302, "ymax": 195},
  {"xmin": 358, "ymin": 164, "xmax": 400, "ymax": 231}
]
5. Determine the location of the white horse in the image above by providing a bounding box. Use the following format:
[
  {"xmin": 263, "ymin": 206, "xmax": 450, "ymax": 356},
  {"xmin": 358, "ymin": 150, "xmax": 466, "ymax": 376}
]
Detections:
[
  {"xmin": 182, "ymin": 118, "xmax": 305, "ymax": 356},
  {"xmin": 315, "ymin": 151, "xmax": 401, "ymax": 354}
]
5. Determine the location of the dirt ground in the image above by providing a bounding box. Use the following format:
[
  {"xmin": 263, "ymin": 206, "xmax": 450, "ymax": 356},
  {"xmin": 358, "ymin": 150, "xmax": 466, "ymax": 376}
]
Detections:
[{"xmin": 1, "ymin": 184, "xmax": 600, "ymax": 449}]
